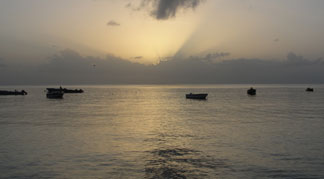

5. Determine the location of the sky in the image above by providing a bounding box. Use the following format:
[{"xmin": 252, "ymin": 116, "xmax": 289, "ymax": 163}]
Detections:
[{"xmin": 1, "ymin": 0, "xmax": 324, "ymax": 84}]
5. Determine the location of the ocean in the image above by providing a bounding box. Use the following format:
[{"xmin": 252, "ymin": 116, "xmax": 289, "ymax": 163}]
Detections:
[{"xmin": 1, "ymin": 85, "xmax": 324, "ymax": 178}]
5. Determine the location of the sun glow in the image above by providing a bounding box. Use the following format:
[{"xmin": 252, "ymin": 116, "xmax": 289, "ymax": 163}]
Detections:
[
  {"xmin": 49, "ymin": 1, "xmax": 205, "ymax": 64},
  {"xmin": 96, "ymin": 15, "xmax": 202, "ymax": 63}
]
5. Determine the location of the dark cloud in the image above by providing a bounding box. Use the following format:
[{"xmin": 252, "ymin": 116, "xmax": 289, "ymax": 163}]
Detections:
[
  {"xmin": 139, "ymin": 0, "xmax": 204, "ymax": 20},
  {"xmin": 125, "ymin": 2, "xmax": 132, "ymax": 8},
  {"xmin": 285, "ymin": 52, "xmax": 323, "ymax": 66},
  {"xmin": 188, "ymin": 52, "xmax": 230, "ymax": 62},
  {"xmin": 1, "ymin": 49, "xmax": 324, "ymax": 85},
  {"xmin": 107, "ymin": 20, "xmax": 120, "ymax": 26}
]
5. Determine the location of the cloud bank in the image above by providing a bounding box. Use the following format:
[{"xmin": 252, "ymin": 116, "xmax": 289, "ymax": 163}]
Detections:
[
  {"xmin": 0, "ymin": 50, "xmax": 323, "ymax": 85},
  {"xmin": 138, "ymin": 0, "xmax": 203, "ymax": 20}
]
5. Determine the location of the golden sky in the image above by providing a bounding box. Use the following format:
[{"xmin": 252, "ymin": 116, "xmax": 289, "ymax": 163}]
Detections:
[{"xmin": 1, "ymin": 0, "xmax": 324, "ymax": 64}]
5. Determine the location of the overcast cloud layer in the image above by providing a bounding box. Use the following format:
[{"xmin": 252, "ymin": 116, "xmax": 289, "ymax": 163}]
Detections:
[{"xmin": 1, "ymin": 49, "xmax": 323, "ymax": 85}]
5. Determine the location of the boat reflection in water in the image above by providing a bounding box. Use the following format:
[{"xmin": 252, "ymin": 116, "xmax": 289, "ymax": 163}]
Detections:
[{"xmin": 186, "ymin": 93, "xmax": 208, "ymax": 100}]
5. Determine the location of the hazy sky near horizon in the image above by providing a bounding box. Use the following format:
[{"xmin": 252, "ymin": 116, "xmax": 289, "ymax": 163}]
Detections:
[{"xmin": 1, "ymin": 0, "xmax": 324, "ymax": 64}]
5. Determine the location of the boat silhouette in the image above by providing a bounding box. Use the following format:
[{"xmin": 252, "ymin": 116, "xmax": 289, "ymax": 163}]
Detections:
[
  {"xmin": 186, "ymin": 93, "xmax": 208, "ymax": 100},
  {"xmin": 247, "ymin": 87, "xmax": 256, "ymax": 95},
  {"xmin": 306, "ymin": 88, "xmax": 314, "ymax": 92},
  {"xmin": 0, "ymin": 90, "xmax": 27, "ymax": 96},
  {"xmin": 47, "ymin": 87, "xmax": 84, "ymax": 93}
]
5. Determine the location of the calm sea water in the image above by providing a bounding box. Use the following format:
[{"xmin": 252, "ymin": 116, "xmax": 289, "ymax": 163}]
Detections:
[{"xmin": 1, "ymin": 85, "xmax": 324, "ymax": 178}]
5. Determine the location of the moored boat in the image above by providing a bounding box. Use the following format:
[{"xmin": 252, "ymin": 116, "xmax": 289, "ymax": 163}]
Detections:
[
  {"xmin": 306, "ymin": 88, "xmax": 314, "ymax": 92},
  {"xmin": 47, "ymin": 87, "xmax": 84, "ymax": 93},
  {"xmin": 247, "ymin": 87, "xmax": 256, "ymax": 95},
  {"xmin": 186, "ymin": 93, "xmax": 208, "ymax": 100},
  {"xmin": 0, "ymin": 90, "xmax": 27, "ymax": 96},
  {"xmin": 63, "ymin": 89, "xmax": 84, "ymax": 93}
]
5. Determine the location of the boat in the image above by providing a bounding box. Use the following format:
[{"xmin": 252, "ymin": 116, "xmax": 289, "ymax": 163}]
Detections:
[
  {"xmin": 62, "ymin": 89, "xmax": 83, "ymax": 93},
  {"xmin": 306, "ymin": 88, "xmax": 314, "ymax": 92},
  {"xmin": 46, "ymin": 90, "xmax": 64, "ymax": 99},
  {"xmin": 47, "ymin": 87, "xmax": 84, "ymax": 93},
  {"xmin": 247, "ymin": 87, "xmax": 256, "ymax": 95},
  {"xmin": 186, "ymin": 93, "xmax": 208, "ymax": 100},
  {"xmin": 0, "ymin": 90, "xmax": 27, "ymax": 96}
]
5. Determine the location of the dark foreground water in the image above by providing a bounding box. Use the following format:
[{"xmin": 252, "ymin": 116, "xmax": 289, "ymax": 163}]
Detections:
[{"xmin": 1, "ymin": 85, "xmax": 324, "ymax": 178}]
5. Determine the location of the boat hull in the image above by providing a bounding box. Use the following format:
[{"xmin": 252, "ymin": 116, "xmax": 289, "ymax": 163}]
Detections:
[
  {"xmin": 0, "ymin": 90, "xmax": 27, "ymax": 96},
  {"xmin": 46, "ymin": 92, "xmax": 64, "ymax": 99},
  {"xmin": 63, "ymin": 89, "xmax": 84, "ymax": 93},
  {"xmin": 247, "ymin": 88, "xmax": 256, "ymax": 95},
  {"xmin": 306, "ymin": 88, "xmax": 314, "ymax": 92},
  {"xmin": 47, "ymin": 88, "xmax": 84, "ymax": 93},
  {"xmin": 186, "ymin": 93, "xmax": 208, "ymax": 100}
]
